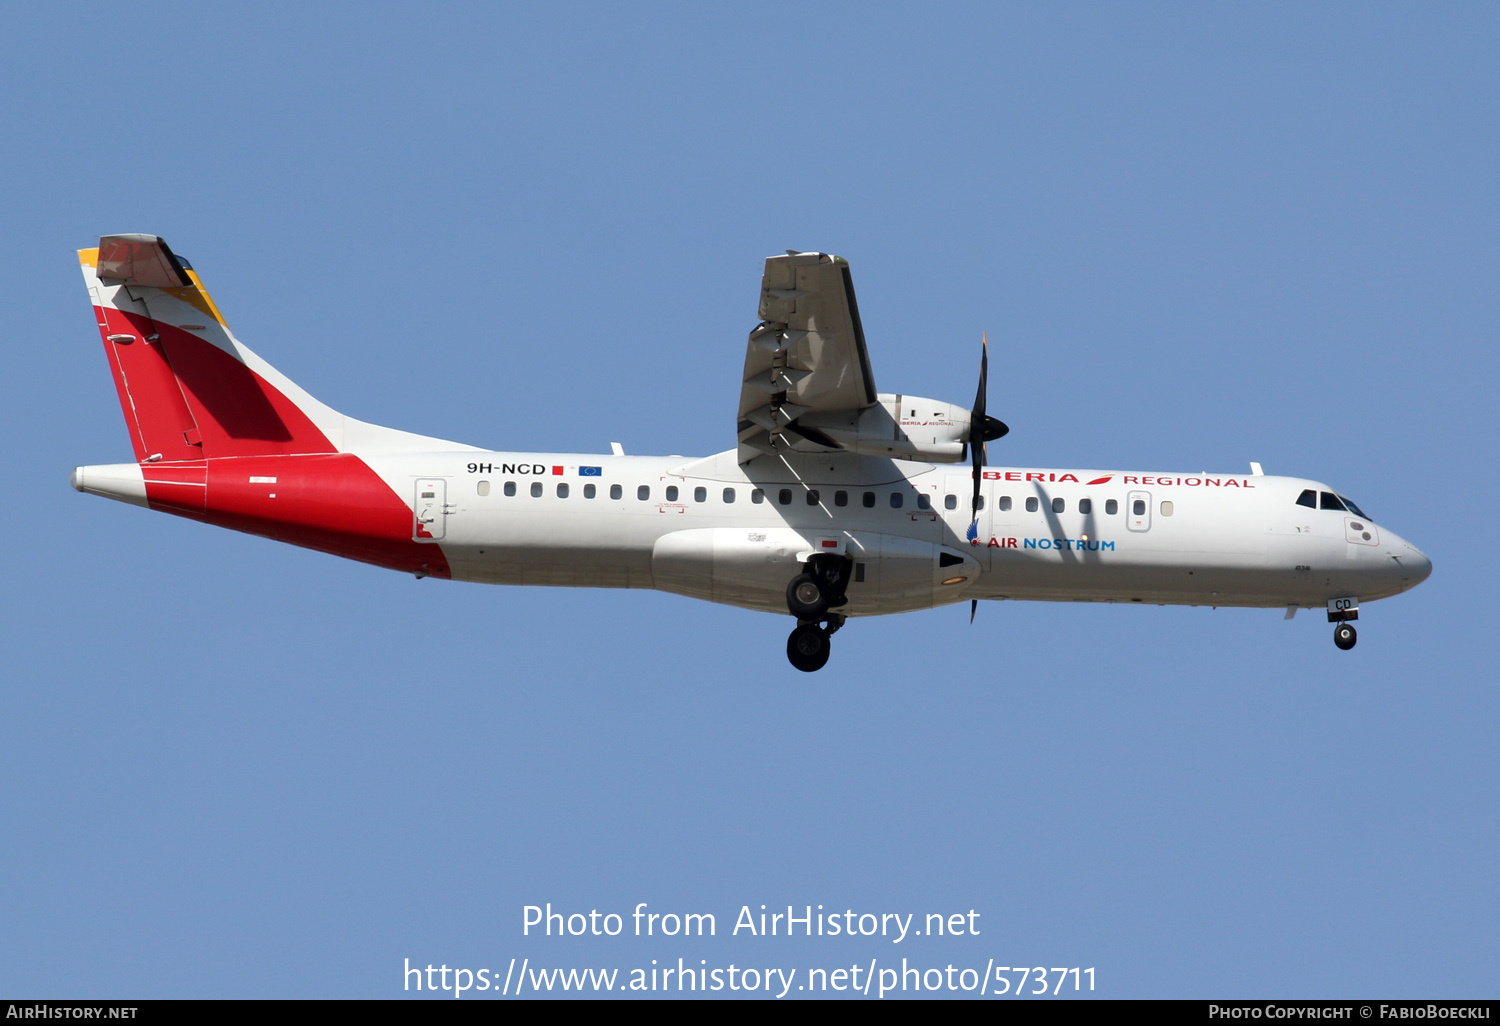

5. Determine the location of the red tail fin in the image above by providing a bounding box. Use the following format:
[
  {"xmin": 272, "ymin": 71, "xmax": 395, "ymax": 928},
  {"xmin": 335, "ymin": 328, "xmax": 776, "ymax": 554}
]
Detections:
[{"xmin": 82, "ymin": 235, "xmax": 338, "ymax": 462}]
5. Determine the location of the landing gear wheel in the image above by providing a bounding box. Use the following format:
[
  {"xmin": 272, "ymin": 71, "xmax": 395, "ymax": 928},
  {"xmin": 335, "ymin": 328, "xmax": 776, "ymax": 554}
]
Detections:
[
  {"xmin": 786, "ymin": 573, "xmax": 830, "ymax": 620},
  {"xmin": 1333, "ymin": 623, "xmax": 1357, "ymax": 650},
  {"xmin": 786, "ymin": 623, "xmax": 831, "ymax": 672}
]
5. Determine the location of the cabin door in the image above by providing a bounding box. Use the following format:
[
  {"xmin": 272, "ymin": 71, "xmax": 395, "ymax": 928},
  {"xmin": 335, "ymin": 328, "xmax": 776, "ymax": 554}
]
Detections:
[{"xmin": 414, "ymin": 478, "xmax": 448, "ymax": 541}]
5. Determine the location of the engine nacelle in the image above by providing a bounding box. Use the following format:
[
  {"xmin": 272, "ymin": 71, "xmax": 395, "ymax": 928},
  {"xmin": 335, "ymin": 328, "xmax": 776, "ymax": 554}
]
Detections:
[{"xmin": 797, "ymin": 394, "xmax": 971, "ymax": 463}]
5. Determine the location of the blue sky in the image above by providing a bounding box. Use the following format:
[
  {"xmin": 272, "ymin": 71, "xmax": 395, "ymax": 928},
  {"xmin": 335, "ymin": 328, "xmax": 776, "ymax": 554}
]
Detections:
[{"xmin": 2, "ymin": 2, "xmax": 1495, "ymax": 999}]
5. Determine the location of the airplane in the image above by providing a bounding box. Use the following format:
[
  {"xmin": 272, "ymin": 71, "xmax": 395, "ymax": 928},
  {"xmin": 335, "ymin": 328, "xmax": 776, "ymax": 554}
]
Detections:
[{"xmin": 72, "ymin": 235, "xmax": 1431, "ymax": 671}]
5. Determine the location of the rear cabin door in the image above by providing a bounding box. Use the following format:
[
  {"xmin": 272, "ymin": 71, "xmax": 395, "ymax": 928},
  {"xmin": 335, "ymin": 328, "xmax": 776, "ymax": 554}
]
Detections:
[
  {"xmin": 413, "ymin": 478, "xmax": 447, "ymax": 541},
  {"xmin": 1126, "ymin": 490, "xmax": 1152, "ymax": 532}
]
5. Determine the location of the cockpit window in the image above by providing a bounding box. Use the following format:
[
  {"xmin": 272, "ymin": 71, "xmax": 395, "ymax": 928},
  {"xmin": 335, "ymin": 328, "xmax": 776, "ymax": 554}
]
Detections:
[
  {"xmin": 1319, "ymin": 492, "xmax": 1347, "ymax": 512},
  {"xmin": 1339, "ymin": 495, "xmax": 1370, "ymax": 519},
  {"xmin": 1296, "ymin": 489, "xmax": 1316, "ymax": 509}
]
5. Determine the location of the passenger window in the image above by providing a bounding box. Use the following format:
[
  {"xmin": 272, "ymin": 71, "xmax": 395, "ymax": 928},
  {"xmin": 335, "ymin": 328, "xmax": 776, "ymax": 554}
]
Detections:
[
  {"xmin": 530, "ymin": 482, "xmax": 543, "ymax": 498},
  {"xmin": 1296, "ymin": 489, "xmax": 1317, "ymax": 509},
  {"xmin": 862, "ymin": 492, "xmax": 875, "ymax": 508},
  {"xmin": 778, "ymin": 488, "xmax": 793, "ymax": 505},
  {"xmin": 504, "ymin": 481, "xmax": 517, "ymax": 497},
  {"xmin": 999, "ymin": 495, "xmax": 1012, "ymax": 512},
  {"xmin": 887, "ymin": 492, "xmax": 902, "ymax": 509},
  {"xmin": 584, "ymin": 483, "xmax": 596, "ymax": 499},
  {"xmin": 807, "ymin": 489, "xmax": 820, "ymax": 505},
  {"xmin": 1133, "ymin": 499, "xmax": 1146, "ymax": 516},
  {"xmin": 835, "ymin": 490, "xmax": 849, "ymax": 507},
  {"xmin": 638, "ymin": 485, "xmax": 650, "ymax": 500},
  {"xmin": 476, "ymin": 480, "xmax": 490, "ymax": 497},
  {"xmin": 723, "ymin": 488, "xmax": 736, "ymax": 503},
  {"xmin": 974, "ymin": 495, "xmax": 985, "ymax": 511},
  {"xmin": 610, "ymin": 484, "xmax": 622, "ymax": 500},
  {"xmin": 666, "ymin": 485, "xmax": 679, "ymax": 502},
  {"xmin": 1320, "ymin": 492, "xmax": 1347, "ymax": 511},
  {"xmin": 917, "ymin": 493, "xmax": 931, "ymax": 510},
  {"xmin": 751, "ymin": 489, "xmax": 765, "ymax": 504},
  {"xmin": 1025, "ymin": 496, "xmax": 1038, "ymax": 513},
  {"xmin": 556, "ymin": 483, "xmax": 569, "ymax": 498},
  {"xmin": 694, "ymin": 486, "xmax": 706, "ymax": 503},
  {"xmin": 1052, "ymin": 497, "xmax": 1065, "ymax": 513},
  {"xmin": 944, "ymin": 494, "xmax": 957, "ymax": 510},
  {"xmin": 1105, "ymin": 498, "xmax": 1117, "ymax": 515},
  {"xmin": 1160, "ymin": 500, "xmax": 1174, "ymax": 516},
  {"xmin": 1078, "ymin": 498, "xmax": 1091, "ymax": 514}
]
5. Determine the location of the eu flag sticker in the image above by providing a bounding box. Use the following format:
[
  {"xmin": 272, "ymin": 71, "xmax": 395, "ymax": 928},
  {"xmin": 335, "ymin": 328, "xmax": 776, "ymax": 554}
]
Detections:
[{"xmin": 579, "ymin": 466, "xmax": 602, "ymax": 477}]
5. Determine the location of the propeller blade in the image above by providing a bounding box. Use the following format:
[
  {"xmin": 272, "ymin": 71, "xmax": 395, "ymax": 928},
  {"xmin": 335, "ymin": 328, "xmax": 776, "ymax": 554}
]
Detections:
[
  {"xmin": 972, "ymin": 333, "xmax": 988, "ymax": 429},
  {"xmin": 970, "ymin": 598, "xmax": 977, "ymax": 624},
  {"xmin": 971, "ymin": 333, "xmax": 989, "ymax": 521},
  {"xmin": 969, "ymin": 332, "xmax": 1011, "ymax": 523}
]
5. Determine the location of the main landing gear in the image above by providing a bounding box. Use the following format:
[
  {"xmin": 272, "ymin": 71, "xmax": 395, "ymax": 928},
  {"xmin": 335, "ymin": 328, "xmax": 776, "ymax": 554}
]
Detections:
[
  {"xmin": 1333, "ymin": 622, "xmax": 1357, "ymax": 650},
  {"xmin": 787, "ymin": 620, "xmax": 837, "ymax": 672},
  {"xmin": 784, "ymin": 556, "xmax": 852, "ymax": 672}
]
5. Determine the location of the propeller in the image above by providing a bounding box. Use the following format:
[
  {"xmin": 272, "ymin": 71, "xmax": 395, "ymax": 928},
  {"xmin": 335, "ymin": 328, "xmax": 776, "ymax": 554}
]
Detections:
[
  {"xmin": 968, "ymin": 332, "xmax": 1008, "ymax": 627},
  {"xmin": 969, "ymin": 332, "xmax": 1009, "ymax": 523}
]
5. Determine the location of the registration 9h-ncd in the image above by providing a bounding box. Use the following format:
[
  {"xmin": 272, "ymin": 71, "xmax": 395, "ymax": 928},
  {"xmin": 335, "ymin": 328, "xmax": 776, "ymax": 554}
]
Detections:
[{"xmin": 72, "ymin": 236, "xmax": 1431, "ymax": 670}]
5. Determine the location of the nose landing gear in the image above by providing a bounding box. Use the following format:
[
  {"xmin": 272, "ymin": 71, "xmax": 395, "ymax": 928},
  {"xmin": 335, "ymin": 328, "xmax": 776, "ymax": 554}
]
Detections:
[{"xmin": 1328, "ymin": 597, "xmax": 1359, "ymax": 651}]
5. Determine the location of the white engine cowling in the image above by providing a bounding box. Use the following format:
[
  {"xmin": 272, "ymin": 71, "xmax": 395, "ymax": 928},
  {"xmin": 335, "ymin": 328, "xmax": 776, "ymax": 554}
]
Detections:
[{"xmin": 796, "ymin": 394, "xmax": 971, "ymax": 463}]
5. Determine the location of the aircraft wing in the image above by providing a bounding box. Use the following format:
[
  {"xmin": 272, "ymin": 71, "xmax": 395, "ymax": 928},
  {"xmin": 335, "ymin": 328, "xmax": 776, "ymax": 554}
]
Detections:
[{"xmin": 736, "ymin": 252, "xmax": 879, "ymax": 462}]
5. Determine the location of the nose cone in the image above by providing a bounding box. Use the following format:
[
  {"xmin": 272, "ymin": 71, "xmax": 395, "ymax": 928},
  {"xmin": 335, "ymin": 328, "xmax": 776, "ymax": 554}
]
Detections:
[
  {"xmin": 1406, "ymin": 545, "xmax": 1433, "ymax": 587},
  {"xmin": 1387, "ymin": 533, "xmax": 1432, "ymax": 591}
]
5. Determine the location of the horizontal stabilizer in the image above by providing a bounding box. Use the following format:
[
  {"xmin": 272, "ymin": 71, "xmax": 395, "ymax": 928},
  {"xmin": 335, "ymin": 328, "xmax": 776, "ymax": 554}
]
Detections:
[{"xmin": 96, "ymin": 234, "xmax": 193, "ymax": 288}]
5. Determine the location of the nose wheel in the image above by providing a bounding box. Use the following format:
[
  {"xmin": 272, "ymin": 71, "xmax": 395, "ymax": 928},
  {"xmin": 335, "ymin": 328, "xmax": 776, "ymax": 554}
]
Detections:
[
  {"xmin": 1327, "ymin": 598, "xmax": 1359, "ymax": 651},
  {"xmin": 1333, "ymin": 623, "xmax": 1357, "ymax": 650}
]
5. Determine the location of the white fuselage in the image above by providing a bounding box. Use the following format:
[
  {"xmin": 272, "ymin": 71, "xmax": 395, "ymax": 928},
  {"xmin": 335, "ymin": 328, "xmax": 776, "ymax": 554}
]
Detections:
[{"xmin": 368, "ymin": 448, "xmax": 1431, "ymax": 617}]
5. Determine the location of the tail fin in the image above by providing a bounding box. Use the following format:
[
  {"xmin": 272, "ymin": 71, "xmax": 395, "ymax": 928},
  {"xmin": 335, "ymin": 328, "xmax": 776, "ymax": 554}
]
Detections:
[{"xmin": 82, "ymin": 235, "xmax": 344, "ymax": 462}]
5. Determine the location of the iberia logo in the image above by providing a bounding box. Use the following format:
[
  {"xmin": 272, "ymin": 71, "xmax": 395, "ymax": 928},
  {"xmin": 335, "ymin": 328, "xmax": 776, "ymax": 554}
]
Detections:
[{"xmin": 979, "ymin": 471, "xmax": 1117, "ymax": 485}]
